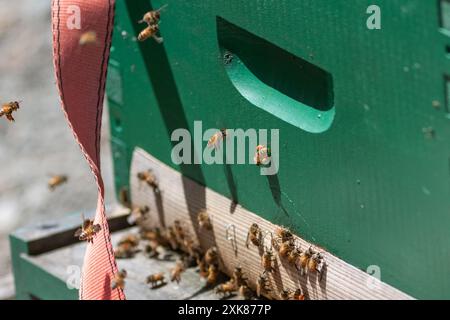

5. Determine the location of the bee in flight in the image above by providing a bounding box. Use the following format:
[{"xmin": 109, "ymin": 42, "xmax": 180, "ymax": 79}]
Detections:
[
  {"xmin": 138, "ymin": 24, "xmax": 163, "ymax": 43},
  {"xmin": 74, "ymin": 214, "xmax": 101, "ymax": 243},
  {"xmin": 79, "ymin": 31, "xmax": 97, "ymax": 46},
  {"xmin": 0, "ymin": 101, "xmax": 20, "ymax": 122},
  {"xmin": 207, "ymin": 129, "xmax": 227, "ymax": 150},
  {"xmin": 48, "ymin": 175, "xmax": 68, "ymax": 191},
  {"xmin": 138, "ymin": 4, "xmax": 168, "ymax": 26}
]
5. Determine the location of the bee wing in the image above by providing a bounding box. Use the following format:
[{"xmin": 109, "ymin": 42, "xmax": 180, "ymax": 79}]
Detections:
[
  {"xmin": 93, "ymin": 224, "xmax": 102, "ymax": 233},
  {"xmin": 74, "ymin": 227, "xmax": 83, "ymax": 237},
  {"xmin": 82, "ymin": 219, "xmax": 92, "ymax": 229}
]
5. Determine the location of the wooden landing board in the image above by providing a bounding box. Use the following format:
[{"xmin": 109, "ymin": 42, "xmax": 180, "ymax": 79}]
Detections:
[
  {"xmin": 130, "ymin": 147, "xmax": 413, "ymax": 300},
  {"xmin": 25, "ymin": 227, "xmax": 237, "ymax": 300}
]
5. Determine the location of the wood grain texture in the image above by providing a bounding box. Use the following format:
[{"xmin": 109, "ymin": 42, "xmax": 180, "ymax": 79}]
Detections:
[{"xmin": 130, "ymin": 147, "xmax": 413, "ymax": 300}]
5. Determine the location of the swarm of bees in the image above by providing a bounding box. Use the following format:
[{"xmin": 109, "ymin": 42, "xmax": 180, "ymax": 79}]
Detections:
[
  {"xmin": 137, "ymin": 5, "xmax": 167, "ymax": 43},
  {"xmin": 207, "ymin": 129, "xmax": 227, "ymax": 150},
  {"xmin": 137, "ymin": 170, "xmax": 160, "ymax": 194},
  {"xmin": 0, "ymin": 101, "xmax": 20, "ymax": 122},
  {"xmin": 111, "ymin": 269, "xmax": 127, "ymax": 290},
  {"xmin": 254, "ymin": 145, "xmax": 271, "ymax": 166},
  {"xmin": 74, "ymin": 214, "xmax": 101, "ymax": 243},
  {"xmin": 48, "ymin": 175, "xmax": 68, "ymax": 191}
]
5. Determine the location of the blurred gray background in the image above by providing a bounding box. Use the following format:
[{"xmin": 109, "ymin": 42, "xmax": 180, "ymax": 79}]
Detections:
[{"xmin": 0, "ymin": 1, "xmax": 116, "ymax": 298}]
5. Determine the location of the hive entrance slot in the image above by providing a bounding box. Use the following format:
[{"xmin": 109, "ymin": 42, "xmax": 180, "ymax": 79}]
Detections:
[{"xmin": 217, "ymin": 16, "xmax": 335, "ymax": 133}]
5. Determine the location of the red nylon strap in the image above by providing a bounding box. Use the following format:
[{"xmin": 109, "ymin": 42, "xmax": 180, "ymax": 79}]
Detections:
[{"xmin": 51, "ymin": 0, "xmax": 125, "ymax": 300}]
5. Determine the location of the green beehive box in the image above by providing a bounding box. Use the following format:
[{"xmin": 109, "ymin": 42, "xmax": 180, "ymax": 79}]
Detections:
[{"xmin": 106, "ymin": 0, "xmax": 450, "ymax": 299}]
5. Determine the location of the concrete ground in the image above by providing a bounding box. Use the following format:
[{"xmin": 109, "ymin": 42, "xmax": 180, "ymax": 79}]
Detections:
[{"xmin": 0, "ymin": 1, "xmax": 116, "ymax": 299}]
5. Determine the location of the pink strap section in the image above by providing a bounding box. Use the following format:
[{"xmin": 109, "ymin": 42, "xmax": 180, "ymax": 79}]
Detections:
[{"xmin": 51, "ymin": 0, "xmax": 125, "ymax": 300}]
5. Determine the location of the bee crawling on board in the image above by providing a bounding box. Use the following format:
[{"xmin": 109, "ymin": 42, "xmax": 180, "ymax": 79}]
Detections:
[
  {"xmin": 127, "ymin": 205, "xmax": 150, "ymax": 225},
  {"xmin": 0, "ymin": 101, "xmax": 20, "ymax": 122},
  {"xmin": 261, "ymin": 247, "xmax": 276, "ymax": 273},
  {"xmin": 246, "ymin": 223, "xmax": 262, "ymax": 248},
  {"xmin": 215, "ymin": 280, "xmax": 236, "ymax": 297},
  {"xmin": 254, "ymin": 145, "xmax": 271, "ymax": 166},
  {"xmin": 278, "ymin": 239, "xmax": 296, "ymax": 258},
  {"xmin": 291, "ymin": 289, "xmax": 305, "ymax": 300},
  {"xmin": 138, "ymin": 24, "xmax": 163, "ymax": 43},
  {"xmin": 47, "ymin": 175, "xmax": 68, "ymax": 191},
  {"xmin": 111, "ymin": 269, "xmax": 127, "ymax": 290},
  {"xmin": 280, "ymin": 289, "xmax": 292, "ymax": 300},
  {"xmin": 138, "ymin": 4, "xmax": 168, "ymax": 26},
  {"xmin": 118, "ymin": 234, "xmax": 140, "ymax": 248},
  {"xmin": 137, "ymin": 170, "xmax": 160, "ymax": 193},
  {"xmin": 238, "ymin": 284, "xmax": 253, "ymax": 300},
  {"xmin": 170, "ymin": 260, "xmax": 185, "ymax": 284},
  {"xmin": 79, "ymin": 31, "xmax": 97, "ymax": 46},
  {"xmin": 308, "ymin": 251, "xmax": 325, "ymax": 280},
  {"xmin": 115, "ymin": 241, "xmax": 137, "ymax": 259},
  {"xmin": 287, "ymin": 247, "xmax": 302, "ymax": 266},
  {"xmin": 256, "ymin": 272, "xmax": 271, "ymax": 298},
  {"xmin": 274, "ymin": 226, "xmax": 294, "ymax": 243},
  {"xmin": 197, "ymin": 209, "xmax": 212, "ymax": 230},
  {"xmin": 204, "ymin": 247, "xmax": 219, "ymax": 265},
  {"xmin": 197, "ymin": 257, "xmax": 209, "ymax": 278},
  {"xmin": 207, "ymin": 129, "xmax": 227, "ymax": 150},
  {"xmin": 74, "ymin": 214, "xmax": 101, "ymax": 243},
  {"xmin": 232, "ymin": 266, "xmax": 248, "ymax": 287},
  {"xmin": 146, "ymin": 272, "xmax": 165, "ymax": 288},
  {"xmin": 206, "ymin": 264, "xmax": 220, "ymax": 285}
]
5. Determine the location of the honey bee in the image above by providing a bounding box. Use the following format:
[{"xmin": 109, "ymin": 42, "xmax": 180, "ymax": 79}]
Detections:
[
  {"xmin": 292, "ymin": 289, "xmax": 305, "ymax": 300},
  {"xmin": 232, "ymin": 266, "xmax": 247, "ymax": 287},
  {"xmin": 197, "ymin": 257, "xmax": 209, "ymax": 278},
  {"xmin": 79, "ymin": 31, "xmax": 97, "ymax": 46},
  {"xmin": 287, "ymin": 247, "xmax": 302, "ymax": 265},
  {"xmin": 308, "ymin": 252, "xmax": 325, "ymax": 276},
  {"xmin": 206, "ymin": 264, "xmax": 219, "ymax": 285},
  {"xmin": 74, "ymin": 215, "xmax": 101, "ymax": 243},
  {"xmin": 173, "ymin": 220, "xmax": 185, "ymax": 241},
  {"xmin": 145, "ymin": 240, "xmax": 161, "ymax": 258},
  {"xmin": 138, "ymin": 4, "xmax": 168, "ymax": 25},
  {"xmin": 183, "ymin": 237, "xmax": 201, "ymax": 260},
  {"xmin": 274, "ymin": 226, "xmax": 293, "ymax": 243},
  {"xmin": 137, "ymin": 170, "xmax": 160, "ymax": 193},
  {"xmin": 278, "ymin": 240, "xmax": 295, "ymax": 258},
  {"xmin": 127, "ymin": 205, "xmax": 150, "ymax": 225},
  {"xmin": 0, "ymin": 101, "xmax": 20, "ymax": 122},
  {"xmin": 280, "ymin": 289, "xmax": 292, "ymax": 300},
  {"xmin": 48, "ymin": 175, "xmax": 68, "ymax": 190},
  {"xmin": 256, "ymin": 273, "xmax": 271, "ymax": 298},
  {"xmin": 207, "ymin": 129, "xmax": 227, "ymax": 150},
  {"xmin": 119, "ymin": 187, "xmax": 130, "ymax": 207},
  {"xmin": 205, "ymin": 247, "xmax": 218, "ymax": 265},
  {"xmin": 246, "ymin": 223, "xmax": 262, "ymax": 248},
  {"xmin": 138, "ymin": 24, "xmax": 163, "ymax": 43},
  {"xmin": 114, "ymin": 242, "xmax": 136, "ymax": 259},
  {"xmin": 261, "ymin": 248, "xmax": 276, "ymax": 273},
  {"xmin": 297, "ymin": 247, "xmax": 314, "ymax": 275},
  {"xmin": 118, "ymin": 234, "xmax": 140, "ymax": 247},
  {"xmin": 111, "ymin": 269, "xmax": 127, "ymax": 290},
  {"xmin": 239, "ymin": 285, "xmax": 253, "ymax": 300},
  {"xmin": 197, "ymin": 210, "xmax": 212, "ymax": 230},
  {"xmin": 146, "ymin": 272, "xmax": 165, "ymax": 288},
  {"xmin": 165, "ymin": 226, "xmax": 179, "ymax": 250},
  {"xmin": 170, "ymin": 260, "xmax": 185, "ymax": 284},
  {"xmin": 254, "ymin": 145, "xmax": 271, "ymax": 166},
  {"xmin": 215, "ymin": 280, "xmax": 236, "ymax": 297}
]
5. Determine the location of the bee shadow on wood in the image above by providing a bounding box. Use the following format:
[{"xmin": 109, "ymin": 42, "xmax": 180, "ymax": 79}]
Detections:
[
  {"xmin": 154, "ymin": 188, "xmax": 165, "ymax": 228},
  {"xmin": 266, "ymin": 174, "xmax": 289, "ymax": 216},
  {"xmin": 126, "ymin": 0, "xmax": 219, "ymax": 251},
  {"xmin": 222, "ymin": 152, "xmax": 238, "ymax": 213},
  {"xmin": 270, "ymin": 258, "xmax": 284, "ymax": 294},
  {"xmin": 149, "ymin": 282, "xmax": 168, "ymax": 290}
]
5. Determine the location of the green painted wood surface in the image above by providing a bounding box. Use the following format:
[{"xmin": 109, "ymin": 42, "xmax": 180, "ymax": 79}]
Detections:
[{"xmin": 107, "ymin": 0, "xmax": 450, "ymax": 299}]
